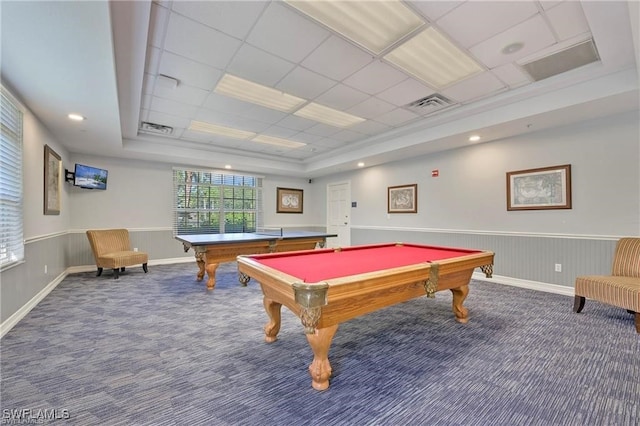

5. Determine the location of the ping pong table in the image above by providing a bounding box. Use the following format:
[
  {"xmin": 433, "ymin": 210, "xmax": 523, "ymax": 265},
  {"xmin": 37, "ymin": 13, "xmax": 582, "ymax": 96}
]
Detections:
[{"xmin": 176, "ymin": 229, "xmax": 337, "ymax": 290}]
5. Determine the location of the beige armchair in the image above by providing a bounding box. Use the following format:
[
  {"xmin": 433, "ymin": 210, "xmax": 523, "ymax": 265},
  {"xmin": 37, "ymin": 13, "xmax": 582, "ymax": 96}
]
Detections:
[
  {"xmin": 574, "ymin": 237, "xmax": 640, "ymax": 333},
  {"xmin": 86, "ymin": 229, "xmax": 148, "ymax": 279}
]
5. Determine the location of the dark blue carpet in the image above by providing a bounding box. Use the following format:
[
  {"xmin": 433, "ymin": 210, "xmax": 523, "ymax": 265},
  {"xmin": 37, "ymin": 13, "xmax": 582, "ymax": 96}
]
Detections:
[{"xmin": 1, "ymin": 262, "xmax": 638, "ymax": 425}]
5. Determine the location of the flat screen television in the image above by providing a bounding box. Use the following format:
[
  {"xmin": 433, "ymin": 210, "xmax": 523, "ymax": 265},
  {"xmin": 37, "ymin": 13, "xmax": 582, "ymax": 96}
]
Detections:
[{"xmin": 74, "ymin": 163, "xmax": 108, "ymax": 190}]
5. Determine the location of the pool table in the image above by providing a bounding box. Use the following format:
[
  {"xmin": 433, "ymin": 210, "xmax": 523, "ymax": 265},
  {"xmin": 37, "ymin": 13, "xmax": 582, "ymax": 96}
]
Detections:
[
  {"xmin": 176, "ymin": 230, "xmax": 335, "ymax": 289},
  {"xmin": 237, "ymin": 242, "xmax": 494, "ymax": 390}
]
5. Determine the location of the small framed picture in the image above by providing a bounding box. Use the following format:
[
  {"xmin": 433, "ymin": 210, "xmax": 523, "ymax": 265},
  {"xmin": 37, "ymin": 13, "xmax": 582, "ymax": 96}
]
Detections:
[
  {"xmin": 388, "ymin": 184, "xmax": 417, "ymax": 213},
  {"xmin": 44, "ymin": 145, "xmax": 62, "ymax": 215},
  {"xmin": 277, "ymin": 187, "xmax": 303, "ymax": 213},
  {"xmin": 507, "ymin": 164, "xmax": 571, "ymax": 211}
]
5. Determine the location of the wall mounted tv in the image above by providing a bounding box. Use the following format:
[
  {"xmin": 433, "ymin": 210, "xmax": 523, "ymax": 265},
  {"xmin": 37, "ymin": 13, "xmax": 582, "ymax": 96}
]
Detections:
[{"xmin": 74, "ymin": 164, "xmax": 108, "ymax": 190}]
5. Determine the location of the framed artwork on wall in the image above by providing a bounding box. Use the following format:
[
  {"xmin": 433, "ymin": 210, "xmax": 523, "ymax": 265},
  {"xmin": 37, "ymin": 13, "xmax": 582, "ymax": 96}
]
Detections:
[
  {"xmin": 277, "ymin": 187, "xmax": 303, "ymax": 213},
  {"xmin": 506, "ymin": 164, "xmax": 572, "ymax": 211},
  {"xmin": 44, "ymin": 144, "xmax": 62, "ymax": 215},
  {"xmin": 388, "ymin": 184, "xmax": 417, "ymax": 213}
]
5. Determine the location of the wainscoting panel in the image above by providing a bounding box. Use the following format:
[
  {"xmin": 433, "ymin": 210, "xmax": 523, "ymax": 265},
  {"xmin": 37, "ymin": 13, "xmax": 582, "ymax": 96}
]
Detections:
[
  {"xmin": 67, "ymin": 229, "xmax": 193, "ymax": 268},
  {"xmin": 352, "ymin": 228, "xmax": 618, "ymax": 288}
]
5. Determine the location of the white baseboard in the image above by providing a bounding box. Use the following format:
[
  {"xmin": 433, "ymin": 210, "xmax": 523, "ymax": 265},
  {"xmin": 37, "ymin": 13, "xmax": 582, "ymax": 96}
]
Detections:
[
  {"xmin": 472, "ymin": 272, "xmax": 574, "ymax": 297},
  {"xmin": 0, "ymin": 270, "xmax": 68, "ymax": 339}
]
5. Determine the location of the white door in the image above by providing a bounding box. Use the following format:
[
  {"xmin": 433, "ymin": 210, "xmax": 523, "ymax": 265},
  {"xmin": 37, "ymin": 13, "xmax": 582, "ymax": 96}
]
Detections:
[{"xmin": 326, "ymin": 181, "xmax": 351, "ymax": 248}]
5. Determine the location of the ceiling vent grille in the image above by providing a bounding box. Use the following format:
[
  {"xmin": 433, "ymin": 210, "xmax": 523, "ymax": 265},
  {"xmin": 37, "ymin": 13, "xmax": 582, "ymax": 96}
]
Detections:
[
  {"xmin": 140, "ymin": 121, "xmax": 174, "ymax": 135},
  {"xmin": 405, "ymin": 94, "xmax": 454, "ymax": 114},
  {"xmin": 520, "ymin": 39, "xmax": 600, "ymax": 82}
]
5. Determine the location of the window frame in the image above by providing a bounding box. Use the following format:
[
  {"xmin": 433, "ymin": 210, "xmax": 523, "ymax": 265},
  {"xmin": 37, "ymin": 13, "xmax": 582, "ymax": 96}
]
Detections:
[
  {"xmin": 172, "ymin": 168, "xmax": 263, "ymax": 236},
  {"xmin": 0, "ymin": 85, "xmax": 25, "ymax": 270}
]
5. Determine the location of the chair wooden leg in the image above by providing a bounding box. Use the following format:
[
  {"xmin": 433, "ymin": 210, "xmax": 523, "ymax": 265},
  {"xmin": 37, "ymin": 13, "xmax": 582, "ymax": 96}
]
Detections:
[
  {"xmin": 634, "ymin": 312, "xmax": 639, "ymax": 334},
  {"xmin": 142, "ymin": 263, "xmax": 148, "ymax": 273},
  {"xmin": 112, "ymin": 268, "xmax": 119, "ymax": 279},
  {"xmin": 96, "ymin": 267, "xmax": 103, "ymax": 277},
  {"xmin": 573, "ymin": 295, "xmax": 585, "ymax": 313}
]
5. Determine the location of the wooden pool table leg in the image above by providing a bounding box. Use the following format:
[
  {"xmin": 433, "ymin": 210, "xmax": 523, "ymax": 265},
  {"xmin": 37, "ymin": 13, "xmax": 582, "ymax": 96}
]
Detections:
[
  {"xmin": 305, "ymin": 324, "xmax": 339, "ymax": 391},
  {"xmin": 194, "ymin": 251, "xmax": 206, "ymax": 281},
  {"xmin": 450, "ymin": 285, "xmax": 470, "ymax": 323},
  {"xmin": 263, "ymin": 297, "xmax": 282, "ymax": 343},
  {"xmin": 205, "ymin": 262, "xmax": 218, "ymax": 290}
]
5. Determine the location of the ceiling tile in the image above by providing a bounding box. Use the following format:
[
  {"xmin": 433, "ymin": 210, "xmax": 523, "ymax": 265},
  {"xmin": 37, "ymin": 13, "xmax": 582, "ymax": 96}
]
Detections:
[
  {"xmin": 304, "ymin": 123, "xmax": 342, "ymax": 137},
  {"xmin": 545, "ymin": 1, "xmax": 590, "ymax": 41},
  {"xmin": 152, "ymin": 82, "xmax": 209, "ymax": 106},
  {"xmin": 441, "ymin": 71, "xmax": 506, "ymax": 103},
  {"xmin": 194, "ymin": 108, "xmax": 271, "ymax": 134},
  {"xmin": 301, "ymin": 35, "xmax": 373, "ymax": 81},
  {"xmin": 260, "ymin": 125, "xmax": 300, "ymax": 139},
  {"xmin": 376, "ymin": 78, "xmax": 436, "ymax": 107},
  {"xmin": 170, "ymin": 0, "xmax": 266, "ymax": 40},
  {"xmin": 374, "ymin": 108, "xmax": 420, "ymax": 127},
  {"xmin": 289, "ymin": 131, "xmax": 324, "ymax": 144},
  {"xmin": 275, "ymin": 114, "xmax": 317, "ymax": 132},
  {"xmin": 408, "ymin": 1, "xmax": 463, "ymax": 21},
  {"xmin": 490, "ymin": 64, "xmax": 531, "ymax": 88},
  {"xmin": 227, "ymin": 44, "xmax": 296, "ymax": 86},
  {"xmin": 158, "ymin": 51, "xmax": 222, "ymax": 91},
  {"xmin": 147, "ymin": 110, "xmax": 190, "ymax": 130},
  {"xmin": 470, "ymin": 15, "xmax": 557, "ymax": 69},
  {"xmin": 203, "ymin": 92, "xmax": 256, "ymax": 116},
  {"xmin": 348, "ymin": 97, "xmax": 396, "ymax": 119},
  {"xmin": 246, "ymin": 2, "xmax": 329, "ymax": 63},
  {"xmin": 150, "ymin": 96, "xmax": 199, "ymax": 118},
  {"xmin": 236, "ymin": 104, "xmax": 288, "ymax": 125},
  {"xmin": 436, "ymin": 1, "xmax": 539, "ymax": 49},
  {"xmin": 349, "ymin": 120, "xmax": 392, "ymax": 136},
  {"xmin": 276, "ymin": 66, "xmax": 337, "ymax": 100},
  {"xmin": 164, "ymin": 13, "xmax": 242, "ymax": 69},
  {"xmin": 313, "ymin": 83, "xmax": 369, "ymax": 110},
  {"xmin": 332, "ymin": 129, "xmax": 364, "ymax": 143},
  {"xmin": 343, "ymin": 61, "xmax": 408, "ymax": 95}
]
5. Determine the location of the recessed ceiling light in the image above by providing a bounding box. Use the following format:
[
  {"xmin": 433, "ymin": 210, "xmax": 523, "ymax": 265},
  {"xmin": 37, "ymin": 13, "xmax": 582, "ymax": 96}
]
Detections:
[
  {"xmin": 501, "ymin": 42, "xmax": 524, "ymax": 55},
  {"xmin": 188, "ymin": 121, "xmax": 256, "ymax": 139},
  {"xmin": 252, "ymin": 134, "xmax": 306, "ymax": 149},
  {"xmin": 385, "ymin": 27, "xmax": 483, "ymax": 89},
  {"xmin": 294, "ymin": 103, "xmax": 365, "ymax": 128},
  {"xmin": 224, "ymin": 165, "xmax": 232, "ymax": 169},
  {"xmin": 357, "ymin": 162, "xmax": 365, "ymax": 167},
  {"xmin": 214, "ymin": 74, "xmax": 306, "ymax": 113},
  {"xmin": 469, "ymin": 135, "xmax": 481, "ymax": 142},
  {"xmin": 68, "ymin": 113, "xmax": 85, "ymax": 121},
  {"xmin": 285, "ymin": 0, "xmax": 423, "ymax": 54}
]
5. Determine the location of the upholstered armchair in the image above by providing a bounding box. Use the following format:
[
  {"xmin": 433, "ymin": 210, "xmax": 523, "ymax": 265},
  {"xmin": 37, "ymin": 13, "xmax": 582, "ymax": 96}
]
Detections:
[
  {"xmin": 574, "ymin": 237, "xmax": 640, "ymax": 333},
  {"xmin": 86, "ymin": 229, "xmax": 148, "ymax": 279}
]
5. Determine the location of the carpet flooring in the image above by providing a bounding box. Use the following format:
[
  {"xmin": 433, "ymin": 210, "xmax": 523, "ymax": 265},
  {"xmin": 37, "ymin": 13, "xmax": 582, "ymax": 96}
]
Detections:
[{"xmin": 1, "ymin": 262, "xmax": 638, "ymax": 425}]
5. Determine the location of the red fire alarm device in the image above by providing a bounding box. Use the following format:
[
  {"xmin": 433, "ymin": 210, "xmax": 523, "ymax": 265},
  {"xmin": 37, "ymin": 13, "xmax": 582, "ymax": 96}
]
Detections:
[{"xmin": 431, "ymin": 169, "xmax": 439, "ymax": 177}]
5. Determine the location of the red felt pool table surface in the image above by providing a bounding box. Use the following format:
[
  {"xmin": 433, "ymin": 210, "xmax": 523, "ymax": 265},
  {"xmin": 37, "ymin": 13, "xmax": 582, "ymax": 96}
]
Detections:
[{"xmin": 252, "ymin": 243, "xmax": 481, "ymax": 283}]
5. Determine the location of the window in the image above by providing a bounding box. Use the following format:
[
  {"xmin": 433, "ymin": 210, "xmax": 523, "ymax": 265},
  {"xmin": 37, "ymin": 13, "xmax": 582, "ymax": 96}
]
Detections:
[
  {"xmin": 173, "ymin": 169, "xmax": 262, "ymax": 235},
  {"xmin": 0, "ymin": 86, "xmax": 24, "ymax": 269}
]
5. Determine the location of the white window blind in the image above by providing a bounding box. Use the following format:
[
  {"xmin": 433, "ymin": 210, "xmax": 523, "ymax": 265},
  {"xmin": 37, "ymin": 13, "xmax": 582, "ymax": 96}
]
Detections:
[
  {"xmin": 172, "ymin": 169, "xmax": 263, "ymax": 235},
  {"xmin": 0, "ymin": 87, "xmax": 24, "ymax": 269}
]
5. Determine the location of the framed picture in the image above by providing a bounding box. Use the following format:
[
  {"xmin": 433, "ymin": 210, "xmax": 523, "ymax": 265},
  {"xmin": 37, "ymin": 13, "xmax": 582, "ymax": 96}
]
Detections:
[
  {"xmin": 506, "ymin": 164, "xmax": 571, "ymax": 211},
  {"xmin": 388, "ymin": 184, "xmax": 417, "ymax": 213},
  {"xmin": 277, "ymin": 187, "xmax": 303, "ymax": 213},
  {"xmin": 44, "ymin": 145, "xmax": 62, "ymax": 215}
]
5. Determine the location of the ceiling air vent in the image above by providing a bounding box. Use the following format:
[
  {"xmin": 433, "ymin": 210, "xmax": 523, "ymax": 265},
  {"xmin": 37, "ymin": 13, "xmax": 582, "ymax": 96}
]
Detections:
[
  {"xmin": 520, "ymin": 39, "xmax": 600, "ymax": 82},
  {"xmin": 405, "ymin": 94, "xmax": 454, "ymax": 115},
  {"xmin": 140, "ymin": 121, "xmax": 174, "ymax": 135}
]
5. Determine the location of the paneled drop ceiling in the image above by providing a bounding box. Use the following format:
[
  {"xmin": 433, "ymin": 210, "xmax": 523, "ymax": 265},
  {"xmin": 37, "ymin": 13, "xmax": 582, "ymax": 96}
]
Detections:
[{"xmin": 1, "ymin": 1, "xmax": 638, "ymax": 178}]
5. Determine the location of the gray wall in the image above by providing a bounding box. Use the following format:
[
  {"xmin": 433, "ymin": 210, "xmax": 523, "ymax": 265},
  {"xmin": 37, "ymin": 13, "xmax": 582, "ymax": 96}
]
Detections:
[{"xmin": 1, "ymin": 91, "xmax": 638, "ymax": 330}]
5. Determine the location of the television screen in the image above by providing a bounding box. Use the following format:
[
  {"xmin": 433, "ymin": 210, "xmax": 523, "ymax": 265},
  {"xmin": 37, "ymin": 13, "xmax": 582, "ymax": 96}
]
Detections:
[{"xmin": 74, "ymin": 164, "xmax": 108, "ymax": 190}]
